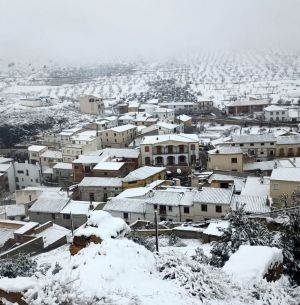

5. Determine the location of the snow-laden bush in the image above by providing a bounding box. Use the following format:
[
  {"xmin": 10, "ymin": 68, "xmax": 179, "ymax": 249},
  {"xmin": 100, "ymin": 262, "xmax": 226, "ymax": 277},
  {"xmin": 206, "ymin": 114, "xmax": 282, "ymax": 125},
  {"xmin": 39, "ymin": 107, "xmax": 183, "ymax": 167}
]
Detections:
[
  {"xmin": 210, "ymin": 206, "xmax": 277, "ymax": 267},
  {"xmin": 157, "ymin": 252, "xmax": 233, "ymax": 302},
  {"xmin": 0, "ymin": 256, "xmax": 37, "ymax": 278},
  {"xmin": 157, "ymin": 251, "xmax": 300, "ymax": 305}
]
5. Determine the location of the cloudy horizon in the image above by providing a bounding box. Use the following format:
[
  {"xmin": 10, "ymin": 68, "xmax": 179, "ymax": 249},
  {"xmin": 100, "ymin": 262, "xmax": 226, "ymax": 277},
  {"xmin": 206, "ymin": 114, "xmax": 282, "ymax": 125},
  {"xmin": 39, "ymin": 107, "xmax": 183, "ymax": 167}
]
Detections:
[{"xmin": 0, "ymin": 0, "xmax": 300, "ymax": 64}]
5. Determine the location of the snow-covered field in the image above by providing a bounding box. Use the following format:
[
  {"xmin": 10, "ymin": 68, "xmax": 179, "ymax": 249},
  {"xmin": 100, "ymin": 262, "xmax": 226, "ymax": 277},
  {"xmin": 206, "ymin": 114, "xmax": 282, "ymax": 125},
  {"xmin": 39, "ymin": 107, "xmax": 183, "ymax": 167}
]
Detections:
[{"xmin": 0, "ymin": 50, "xmax": 300, "ymax": 128}]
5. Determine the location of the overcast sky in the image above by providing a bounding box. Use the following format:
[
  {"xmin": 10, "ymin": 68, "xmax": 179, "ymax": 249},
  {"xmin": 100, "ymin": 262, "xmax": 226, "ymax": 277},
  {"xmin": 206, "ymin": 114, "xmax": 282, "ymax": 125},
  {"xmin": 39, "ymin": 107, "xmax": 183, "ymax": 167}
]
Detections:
[{"xmin": 0, "ymin": 0, "xmax": 299, "ymax": 64}]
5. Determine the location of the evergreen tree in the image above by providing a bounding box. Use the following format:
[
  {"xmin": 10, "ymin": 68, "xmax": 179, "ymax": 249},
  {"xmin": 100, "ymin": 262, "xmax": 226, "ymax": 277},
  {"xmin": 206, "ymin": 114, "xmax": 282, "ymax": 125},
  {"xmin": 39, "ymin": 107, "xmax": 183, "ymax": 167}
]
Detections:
[
  {"xmin": 210, "ymin": 206, "xmax": 276, "ymax": 267},
  {"xmin": 280, "ymin": 208, "xmax": 300, "ymax": 284}
]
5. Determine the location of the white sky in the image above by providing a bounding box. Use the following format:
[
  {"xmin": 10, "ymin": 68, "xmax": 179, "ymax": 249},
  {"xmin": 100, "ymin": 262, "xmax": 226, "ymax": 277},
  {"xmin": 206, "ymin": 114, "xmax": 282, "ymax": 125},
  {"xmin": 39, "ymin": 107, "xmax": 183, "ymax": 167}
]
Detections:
[{"xmin": 0, "ymin": 0, "xmax": 299, "ymax": 64}]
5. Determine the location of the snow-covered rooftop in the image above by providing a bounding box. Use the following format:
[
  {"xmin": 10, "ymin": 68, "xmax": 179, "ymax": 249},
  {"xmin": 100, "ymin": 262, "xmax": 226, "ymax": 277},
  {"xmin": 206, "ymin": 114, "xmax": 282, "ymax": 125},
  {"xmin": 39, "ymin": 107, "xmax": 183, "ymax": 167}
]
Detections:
[
  {"xmin": 270, "ymin": 167, "xmax": 300, "ymax": 182},
  {"xmin": 123, "ymin": 166, "xmax": 166, "ymax": 182},
  {"xmin": 53, "ymin": 162, "xmax": 73, "ymax": 170},
  {"xmin": 241, "ymin": 177, "xmax": 270, "ymax": 197},
  {"xmin": 231, "ymin": 195, "xmax": 270, "ymax": 214},
  {"xmin": 93, "ymin": 161, "xmax": 125, "ymax": 171},
  {"xmin": 104, "ymin": 198, "xmax": 146, "ymax": 214},
  {"xmin": 36, "ymin": 223, "xmax": 70, "ymax": 248},
  {"xmin": 107, "ymin": 124, "xmax": 136, "ymax": 132},
  {"xmin": 193, "ymin": 187, "xmax": 233, "ymax": 205},
  {"xmin": 28, "ymin": 145, "xmax": 47, "ymax": 152},
  {"xmin": 78, "ymin": 177, "xmax": 123, "ymax": 187},
  {"xmin": 176, "ymin": 114, "xmax": 192, "ymax": 122},
  {"xmin": 208, "ymin": 147, "xmax": 243, "ymax": 155},
  {"xmin": 97, "ymin": 148, "xmax": 140, "ymax": 159},
  {"xmin": 141, "ymin": 133, "xmax": 199, "ymax": 145},
  {"xmin": 29, "ymin": 192, "xmax": 70, "ymax": 213},
  {"xmin": 40, "ymin": 150, "xmax": 62, "ymax": 159},
  {"xmin": 203, "ymin": 221, "xmax": 229, "ymax": 236},
  {"xmin": 75, "ymin": 210, "xmax": 130, "ymax": 240},
  {"xmin": 264, "ymin": 105, "xmax": 286, "ymax": 112},
  {"xmin": 230, "ymin": 133, "xmax": 276, "ymax": 143},
  {"xmin": 277, "ymin": 135, "xmax": 300, "ymax": 145},
  {"xmin": 60, "ymin": 201, "xmax": 95, "ymax": 215},
  {"xmin": 223, "ymin": 245, "xmax": 283, "ymax": 283}
]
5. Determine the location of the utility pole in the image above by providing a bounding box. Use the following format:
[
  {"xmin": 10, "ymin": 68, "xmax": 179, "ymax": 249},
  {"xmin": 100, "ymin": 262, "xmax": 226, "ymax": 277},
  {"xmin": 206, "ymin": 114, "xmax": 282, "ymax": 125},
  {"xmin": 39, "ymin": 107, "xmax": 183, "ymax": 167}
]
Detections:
[
  {"xmin": 70, "ymin": 212, "xmax": 74, "ymax": 236},
  {"xmin": 154, "ymin": 211, "xmax": 159, "ymax": 253}
]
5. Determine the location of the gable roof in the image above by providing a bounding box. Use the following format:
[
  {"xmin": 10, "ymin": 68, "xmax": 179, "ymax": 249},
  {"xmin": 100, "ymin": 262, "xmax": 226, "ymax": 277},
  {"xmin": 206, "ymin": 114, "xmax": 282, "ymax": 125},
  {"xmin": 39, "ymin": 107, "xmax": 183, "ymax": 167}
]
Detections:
[
  {"xmin": 193, "ymin": 187, "xmax": 233, "ymax": 205},
  {"xmin": 29, "ymin": 192, "xmax": 70, "ymax": 213},
  {"xmin": 123, "ymin": 166, "xmax": 166, "ymax": 182}
]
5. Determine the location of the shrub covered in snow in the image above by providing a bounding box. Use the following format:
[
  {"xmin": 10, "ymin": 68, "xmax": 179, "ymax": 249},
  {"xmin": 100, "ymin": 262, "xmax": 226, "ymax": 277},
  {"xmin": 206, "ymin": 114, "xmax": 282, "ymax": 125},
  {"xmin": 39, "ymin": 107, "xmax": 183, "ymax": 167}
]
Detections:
[{"xmin": 0, "ymin": 256, "xmax": 37, "ymax": 279}]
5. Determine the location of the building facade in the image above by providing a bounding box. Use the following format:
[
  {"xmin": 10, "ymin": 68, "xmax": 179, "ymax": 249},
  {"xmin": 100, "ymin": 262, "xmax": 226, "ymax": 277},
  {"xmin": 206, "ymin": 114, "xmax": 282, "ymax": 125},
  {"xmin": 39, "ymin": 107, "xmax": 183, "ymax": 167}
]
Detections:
[
  {"xmin": 140, "ymin": 134, "xmax": 199, "ymax": 172},
  {"xmin": 79, "ymin": 95, "xmax": 105, "ymax": 115}
]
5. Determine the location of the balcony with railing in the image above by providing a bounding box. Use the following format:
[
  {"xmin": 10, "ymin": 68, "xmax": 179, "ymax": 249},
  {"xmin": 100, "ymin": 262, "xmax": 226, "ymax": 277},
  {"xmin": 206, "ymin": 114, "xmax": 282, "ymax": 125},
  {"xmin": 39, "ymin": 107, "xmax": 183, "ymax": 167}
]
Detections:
[{"xmin": 153, "ymin": 145, "xmax": 188, "ymax": 155}]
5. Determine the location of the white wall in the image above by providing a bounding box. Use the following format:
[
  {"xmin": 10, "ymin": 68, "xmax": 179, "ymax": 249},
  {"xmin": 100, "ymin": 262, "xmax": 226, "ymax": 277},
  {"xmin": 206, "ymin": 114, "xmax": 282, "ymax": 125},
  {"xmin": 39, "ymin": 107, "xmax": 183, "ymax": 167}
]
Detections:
[{"xmin": 14, "ymin": 161, "xmax": 41, "ymax": 190}]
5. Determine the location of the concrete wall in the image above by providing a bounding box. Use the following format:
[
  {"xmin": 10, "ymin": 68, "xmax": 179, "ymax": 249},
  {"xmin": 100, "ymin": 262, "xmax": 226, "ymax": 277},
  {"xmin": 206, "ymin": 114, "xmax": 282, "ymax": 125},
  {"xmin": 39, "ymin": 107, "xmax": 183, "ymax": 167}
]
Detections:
[
  {"xmin": 270, "ymin": 179, "xmax": 300, "ymax": 206},
  {"xmin": 276, "ymin": 144, "xmax": 300, "ymax": 158},
  {"xmin": 14, "ymin": 162, "xmax": 41, "ymax": 190},
  {"xmin": 208, "ymin": 153, "xmax": 243, "ymax": 172},
  {"xmin": 0, "ymin": 237, "xmax": 44, "ymax": 258},
  {"xmin": 79, "ymin": 95, "xmax": 105, "ymax": 115},
  {"xmin": 78, "ymin": 186, "xmax": 122, "ymax": 202}
]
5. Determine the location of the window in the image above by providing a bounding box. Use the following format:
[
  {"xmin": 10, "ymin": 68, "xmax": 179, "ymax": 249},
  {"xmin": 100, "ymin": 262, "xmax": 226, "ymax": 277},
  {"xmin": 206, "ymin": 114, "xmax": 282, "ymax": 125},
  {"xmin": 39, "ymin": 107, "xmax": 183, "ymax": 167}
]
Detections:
[
  {"xmin": 17, "ymin": 170, "xmax": 24, "ymax": 174},
  {"xmin": 261, "ymin": 143, "xmax": 265, "ymax": 146},
  {"xmin": 184, "ymin": 207, "xmax": 190, "ymax": 214},
  {"xmin": 201, "ymin": 204, "xmax": 207, "ymax": 212},
  {"xmin": 145, "ymin": 146, "xmax": 150, "ymax": 152},
  {"xmin": 191, "ymin": 144, "xmax": 196, "ymax": 151},
  {"xmin": 145, "ymin": 157, "xmax": 151, "ymax": 165},
  {"xmin": 215, "ymin": 206, "xmax": 222, "ymax": 213},
  {"xmin": 35, "ymin": 178, "xmax": 39, "ymax": 183},
  {"xmin": 15, "ymin": 177, "xmax": 19, "ymax": 182},
  {"xmin": 250, "ymin": 143, "xmax": 254, "ymax": 146},
  {"xmin": 168, "ymin": 206, "xmax": 172, "ymax": 212},
  {"xmin": 270, "ymin": 142, "xmax": 274, "ymax": 146},
  {"xmin": 153, "ymin": 204, "xmax": 157, "ymax": 210},
  {"xmin": 231, "ymin": 158, "xmax": 237, "ymax": 164},
  {"xmin": 63, "ymin": 214, "xmax": 71, "ymax": 220},
  {"xmin": 26, "ymin": 170, "xmax": 29, "ymax": 176},
  {"xmin": 123, "ymin": 212, "xmax": 129, "ymax": 219},
  {"xmin": 273, "ymin": 183, "xmax": 279, "ymax": 190},
  {"xmin": 239, "ymin": 144, "xmax": 244, "ymax": 147}
]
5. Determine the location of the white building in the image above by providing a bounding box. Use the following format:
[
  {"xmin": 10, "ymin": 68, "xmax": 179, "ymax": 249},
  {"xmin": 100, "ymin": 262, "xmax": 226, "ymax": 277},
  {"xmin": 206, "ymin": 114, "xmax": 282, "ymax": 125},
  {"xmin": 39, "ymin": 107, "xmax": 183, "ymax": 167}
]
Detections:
[
  {"xmin": 28, "ymin": 145, "xmax": 48, "ymax": 164},
  {"xmin": 156, "ymin": 121, "xmax": 183, "ymax": 134},
  {"xmin": 140, "ymin": 134, "xmax": 199, "ymax": 169},
  {"xmin": 222, "ymin": 134, "xmax": 277, "ymax": 161},
  {"xmin": 153, "ymin": 107, "xmax": 175, "ymax": 122},
  {"xmin": 79, "ymin": 95, "xmax": 105, "ymax": 115},
  {"xmin": 263, "ymin": 105, "xmax": 288, "ymax": 122},
  {"xmin": 14, "ymin": 161, "xmax": 41, "ymax": 190},
  {"xmin": 104, "ymin": 186, "xmax": 269, "ymax": 223},
  {"xmin": 40, "ymin": 150, "xmax": 63, "ymax": 167}
]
